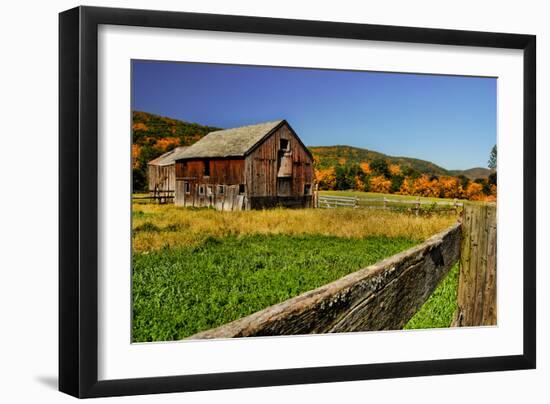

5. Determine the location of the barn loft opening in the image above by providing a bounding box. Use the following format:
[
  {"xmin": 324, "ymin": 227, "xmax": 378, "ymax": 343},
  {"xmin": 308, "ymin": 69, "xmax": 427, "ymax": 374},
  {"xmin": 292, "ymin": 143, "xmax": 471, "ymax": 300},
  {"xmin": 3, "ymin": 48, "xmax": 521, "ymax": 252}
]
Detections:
[
  {"xmin": 280, "ymin": 138, "xmax": 289, "ymax": 151},
  {"xmin": 203, "ymin": 159, "xmax": 210, "ymax": 177}
]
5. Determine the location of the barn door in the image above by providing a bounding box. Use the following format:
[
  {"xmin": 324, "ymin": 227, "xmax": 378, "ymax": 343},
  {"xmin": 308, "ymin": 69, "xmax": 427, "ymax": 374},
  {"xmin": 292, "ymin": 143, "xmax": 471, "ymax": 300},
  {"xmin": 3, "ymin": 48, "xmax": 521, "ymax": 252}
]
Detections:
[{"xmin": 277, "ymin": 177, "xmax": 292, "ymax": 196}]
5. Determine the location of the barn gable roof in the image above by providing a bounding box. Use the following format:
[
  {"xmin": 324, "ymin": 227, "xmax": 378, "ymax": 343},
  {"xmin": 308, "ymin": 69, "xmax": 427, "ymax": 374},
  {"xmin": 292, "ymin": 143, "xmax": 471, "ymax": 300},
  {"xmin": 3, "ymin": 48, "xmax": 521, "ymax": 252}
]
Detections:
[
  {"xmin": 148, "ymin": 146, "xmax": 189, "ymax": 166},
  {"xmin": 170, "ymin": 120, "xmax": 285, "ymax": 160}
]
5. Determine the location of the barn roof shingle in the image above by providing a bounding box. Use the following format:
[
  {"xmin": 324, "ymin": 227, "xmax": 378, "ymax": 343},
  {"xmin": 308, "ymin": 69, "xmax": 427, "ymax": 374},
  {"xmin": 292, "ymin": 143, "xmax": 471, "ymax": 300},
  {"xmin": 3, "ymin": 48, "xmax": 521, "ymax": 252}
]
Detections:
[
  {"xmin": 148, "ymin": 146, "xmax": 189, "ymax": 166},
  {"xmin": 170, "ymin": 120, "xmax": 284, "ymax": 160}
]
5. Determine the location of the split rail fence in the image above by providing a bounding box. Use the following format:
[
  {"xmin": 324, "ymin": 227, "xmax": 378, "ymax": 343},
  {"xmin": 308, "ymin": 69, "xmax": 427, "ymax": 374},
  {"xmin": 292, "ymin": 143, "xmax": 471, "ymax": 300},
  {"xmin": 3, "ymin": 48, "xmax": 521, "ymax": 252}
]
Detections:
[
  {"xmin": 317, "ymin": 194, "xmax": 463, "ymax": 214},
  {"xmin": 132, "ymin": 189, "xmax": 174, "ymax": 204},
  {"xmin": 189, "ymin": 203, "xmax": 496, "ymax": 339}
]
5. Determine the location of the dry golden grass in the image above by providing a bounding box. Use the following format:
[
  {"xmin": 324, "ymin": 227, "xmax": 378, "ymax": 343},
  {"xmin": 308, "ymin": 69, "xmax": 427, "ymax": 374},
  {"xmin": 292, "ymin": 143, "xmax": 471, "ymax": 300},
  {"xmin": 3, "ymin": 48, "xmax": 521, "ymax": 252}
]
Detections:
[{"xmin": 132, "ymin": 204, "xmax": 458, "ymax": 253}]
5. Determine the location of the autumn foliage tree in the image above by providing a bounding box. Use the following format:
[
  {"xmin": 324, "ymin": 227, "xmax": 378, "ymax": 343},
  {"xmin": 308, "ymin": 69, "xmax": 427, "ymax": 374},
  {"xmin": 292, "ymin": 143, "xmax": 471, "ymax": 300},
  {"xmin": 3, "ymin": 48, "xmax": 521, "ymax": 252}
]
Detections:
[{"xmin": 314, "ymin": 159, "xmax": 497, "ymax": 202}]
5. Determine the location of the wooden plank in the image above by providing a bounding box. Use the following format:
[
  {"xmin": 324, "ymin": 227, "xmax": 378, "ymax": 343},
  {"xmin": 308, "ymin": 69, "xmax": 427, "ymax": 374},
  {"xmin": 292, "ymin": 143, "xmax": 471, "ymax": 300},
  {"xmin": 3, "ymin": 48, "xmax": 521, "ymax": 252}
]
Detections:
[
  {"xmin": 188, "ymin": 223, "xmax": 461, "ymax": 339},
  {"xmin": 214, "ymin": 193, "xmax": 224, "ymax": 211},
  {"xmin": 235, "ymin": 195, "xmax": 244, "ymax": 211},
  {"xmin": 472, "ymin": 205, "xmax": 488, "ymax": 324},
  {"xmin": 453, "ymin": 203, "xmax": 497, "ymax": 327},
  {"xmin": 223, "ymin": 186, "xmax": 234, "ymax": 211},
  {"xmin": 481, "ymin": 205, "xmax": 497, "ymax": 325}
]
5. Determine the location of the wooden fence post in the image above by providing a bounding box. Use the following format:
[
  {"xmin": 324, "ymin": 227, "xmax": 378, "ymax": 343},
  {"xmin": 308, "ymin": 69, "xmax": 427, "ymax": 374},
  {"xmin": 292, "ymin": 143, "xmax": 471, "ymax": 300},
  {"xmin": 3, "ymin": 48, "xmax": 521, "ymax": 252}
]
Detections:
[
  {"xmin": 453, "ymin": 203, "xmax": 497, "ymax": 326},
  {"xmin": 314, "ymin": 184, "xmax": 319, "ymax": 208}
]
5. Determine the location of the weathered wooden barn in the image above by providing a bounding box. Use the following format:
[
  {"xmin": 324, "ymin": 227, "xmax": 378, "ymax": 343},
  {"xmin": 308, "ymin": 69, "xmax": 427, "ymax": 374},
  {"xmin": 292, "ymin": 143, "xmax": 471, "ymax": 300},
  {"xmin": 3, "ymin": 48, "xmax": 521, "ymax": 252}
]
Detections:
[
  {"xmin": 170, "ymin": 120, "xmax": 314, "ymax": 210},
  {"xmin": 147, "ymin": 146, "xmax": 188, "ymax": 193}
]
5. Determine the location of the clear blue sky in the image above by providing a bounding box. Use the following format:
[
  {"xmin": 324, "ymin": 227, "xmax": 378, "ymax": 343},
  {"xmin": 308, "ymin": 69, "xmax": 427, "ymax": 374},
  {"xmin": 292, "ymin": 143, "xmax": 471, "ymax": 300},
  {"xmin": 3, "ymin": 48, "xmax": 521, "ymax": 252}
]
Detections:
[{"xmin": 132, "ymin": 60, "xmax": 496, "ymax": 170}]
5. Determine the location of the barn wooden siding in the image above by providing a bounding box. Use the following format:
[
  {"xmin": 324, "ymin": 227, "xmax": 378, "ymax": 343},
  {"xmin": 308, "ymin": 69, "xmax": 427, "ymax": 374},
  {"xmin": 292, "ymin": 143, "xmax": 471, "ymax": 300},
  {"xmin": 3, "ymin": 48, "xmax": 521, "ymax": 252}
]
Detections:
[
  {"xmin": 245, "ymin": 124, "xmax": 313, "ymax": 209},
  {"xmin": 147, "ymin": 164, "xmax": 175, "ymax": 192},
  {"xmin": 174, "ymin": 159, "xmax": 246, "ymax": 209}
]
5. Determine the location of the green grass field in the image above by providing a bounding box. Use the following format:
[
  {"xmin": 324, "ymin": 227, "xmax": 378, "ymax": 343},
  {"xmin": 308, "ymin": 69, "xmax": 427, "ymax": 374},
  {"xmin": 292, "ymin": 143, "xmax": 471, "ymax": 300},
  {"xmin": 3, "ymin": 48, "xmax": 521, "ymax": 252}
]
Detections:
[
  {"xmin": 131, "ymin": 198, "xmax": 460, "ymax": 342},
  {"xmin": 133, "ymin": 234, "xmax": 418, "ymax": 342},
  {"xmin": 404, "ymin": 262, "xmax": 459, "ymax": 330}
]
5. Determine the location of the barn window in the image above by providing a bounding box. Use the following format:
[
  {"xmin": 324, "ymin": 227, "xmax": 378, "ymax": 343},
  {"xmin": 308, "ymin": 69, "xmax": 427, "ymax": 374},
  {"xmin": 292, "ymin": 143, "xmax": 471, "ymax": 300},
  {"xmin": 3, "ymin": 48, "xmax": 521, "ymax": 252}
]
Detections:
[
  {"xmin": 239, "ymin": 184, "xmax": 245, "ymax": 194},
  {"xmin": 198, "ymin": 185, "xmax": 205, "ymax": 195},
  {"xmin": 304, "ymin": 183, "xmax": 312, "ymax": 195},
  {"xmin": 184, "ymin": 182, "xmax": 190, "ymax": 194},
  {"xmin": 280, "ymin": 139, "xmax": 289, "ymax": 151},
  {"xmin": 203, "ymin": 159, "xmax": 210, "ymax": 177},
  {"xmin": 217, "ymin": 185, "xmax": 225, "ymax": 195}
]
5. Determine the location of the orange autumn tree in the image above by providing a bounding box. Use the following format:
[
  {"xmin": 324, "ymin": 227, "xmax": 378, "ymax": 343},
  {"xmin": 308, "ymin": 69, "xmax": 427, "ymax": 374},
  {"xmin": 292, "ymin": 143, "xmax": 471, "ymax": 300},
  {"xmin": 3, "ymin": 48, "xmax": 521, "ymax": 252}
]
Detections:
[
  {"xmin": 410, "ymin": 175, "xmax": 441, "ymax": 198},
  {"xmin": 389, "ymin": 163, "xmax": 402, "ymax": 176},
  {"xmin": 438, "ymin": 176, "xmax": 463, "ymax": 199},
  {"xmin": 359, "ymin": 162, "xmax": 371, "ymax": 175},
  {"xmin": 131, "ymin": 144, "xmax": 141, "ymax": 169},
  {"xmin": 355, "ymin": 176, "xmax": 367, "ymax": 191},
  {"xmin": 315, "ymin": 167, "xmax": 336, "ymax": 190},
  {"xmin": 465, "ymin": 182, "xmax": 485, "ymax": 201},
  {"xmin": 132, "ymin": 122, "xmax": 148, "ymax": 132},
  {"xmin": 369, "ymin": 175, "xmax": 391, "ymax": 194},
  {"xmin": 155, "ymin": 137, "xmax": 180, "ymax": 150}
]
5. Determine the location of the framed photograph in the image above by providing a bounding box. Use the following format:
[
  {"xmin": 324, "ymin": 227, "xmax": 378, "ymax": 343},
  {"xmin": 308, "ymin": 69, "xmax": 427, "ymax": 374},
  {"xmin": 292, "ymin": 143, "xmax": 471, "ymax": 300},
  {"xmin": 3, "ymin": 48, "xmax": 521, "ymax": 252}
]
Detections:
[{"xmin": 59, "ymin": 6, "xmax": 536, "ymax": 398}]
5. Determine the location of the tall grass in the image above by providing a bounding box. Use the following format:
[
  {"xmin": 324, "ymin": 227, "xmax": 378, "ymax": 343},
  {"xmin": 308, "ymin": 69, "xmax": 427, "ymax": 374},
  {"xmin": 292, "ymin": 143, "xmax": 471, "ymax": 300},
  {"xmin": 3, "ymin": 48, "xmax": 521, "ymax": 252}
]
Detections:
[{"xmin": 132, "ymin": 204, "xmax": 457, "ymax": 252}]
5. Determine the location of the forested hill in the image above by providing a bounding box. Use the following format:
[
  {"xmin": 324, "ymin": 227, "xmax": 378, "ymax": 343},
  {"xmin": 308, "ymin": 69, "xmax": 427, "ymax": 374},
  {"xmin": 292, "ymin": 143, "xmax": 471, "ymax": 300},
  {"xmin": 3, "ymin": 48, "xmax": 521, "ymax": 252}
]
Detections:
[
  {"xmin": 309, "ymin": 145, "xmax": 450, "ymax": 177},
  {"xmin": 132, "ymin": 111, "xmax": 220, "ymax": 148},
  {"xmin": 448, "ymin": 167, "xmax": 492, "ymax": 180},
  {"xmin": 132, "ymin": 111, "xmax": 221, "ymax": 190}
]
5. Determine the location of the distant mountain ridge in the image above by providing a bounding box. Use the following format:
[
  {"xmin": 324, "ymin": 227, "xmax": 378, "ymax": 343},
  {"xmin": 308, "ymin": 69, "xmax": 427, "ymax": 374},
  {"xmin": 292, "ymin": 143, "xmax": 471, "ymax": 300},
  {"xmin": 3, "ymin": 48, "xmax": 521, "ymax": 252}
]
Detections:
[
  {"xmin": 448, "ymin": 167, "xmax": 492, "ymax": 180},
  {"xmin": 309, "ymin": 145, "xmax": 489, "ymax": 178}
]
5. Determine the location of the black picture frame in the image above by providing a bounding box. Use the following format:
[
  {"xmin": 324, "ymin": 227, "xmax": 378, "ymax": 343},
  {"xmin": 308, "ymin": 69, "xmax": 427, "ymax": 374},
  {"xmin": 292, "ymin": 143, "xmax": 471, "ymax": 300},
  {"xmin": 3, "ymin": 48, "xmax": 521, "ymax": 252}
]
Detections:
[{"xmin": 59, "ymin": 5, "xmax": 536, "ymax": 398}]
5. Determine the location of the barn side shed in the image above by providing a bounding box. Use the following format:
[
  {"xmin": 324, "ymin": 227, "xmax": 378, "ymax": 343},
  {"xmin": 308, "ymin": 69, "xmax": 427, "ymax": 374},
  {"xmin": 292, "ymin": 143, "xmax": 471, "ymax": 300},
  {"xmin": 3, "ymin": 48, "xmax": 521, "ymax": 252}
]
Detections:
[{"xmin": 147, "ymin": 146, "xmax": 188, "ymax": 194}]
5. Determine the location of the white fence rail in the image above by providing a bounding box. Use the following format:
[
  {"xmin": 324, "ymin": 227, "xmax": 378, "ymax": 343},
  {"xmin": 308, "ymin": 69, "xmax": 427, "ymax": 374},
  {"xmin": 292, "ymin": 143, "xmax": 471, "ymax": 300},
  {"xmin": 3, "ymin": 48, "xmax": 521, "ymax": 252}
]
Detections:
[
  {"xmin": 317, "ymin": 194, "xmax": 463, "ymax": 213},
  {"xmin": 317, "ymin": 195, "xmax": 358, "ymax": 208}
]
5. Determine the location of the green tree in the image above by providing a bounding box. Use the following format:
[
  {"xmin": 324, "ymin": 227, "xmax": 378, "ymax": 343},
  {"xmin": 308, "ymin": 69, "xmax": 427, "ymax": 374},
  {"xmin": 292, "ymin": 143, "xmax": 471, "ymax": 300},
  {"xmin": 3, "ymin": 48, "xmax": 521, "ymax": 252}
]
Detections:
[
  {"xmin": 334, "ymin": 165, "xmax": 353, "ymax": 190},
  {"xmin": 488, "ymin": 172, "xmax": 497, "ymax": 186},
  {"xmin": 334, "ymin": 163, "xmax": 367, "ymax": 190},
  {"xmin": 488, "ymin": 145, "xmax": 497, "ymax": 170},
  {"xmin": 132, "ymin": 168, "xmax": 147, "ymax": 192},
  {"xmin": 457, "ymin": 174, "xmax": 470, "ymax": 190},
  {"xmin": 403, "ymin": 166, "xmax": 421, "ymax": 180},
  {"xmin": 370, "ymin": 158, "xmax": 390, "ymax": 179},
  {"xmin": 390, "ymin": 175, "xmax": 404, "ymax": 193}
]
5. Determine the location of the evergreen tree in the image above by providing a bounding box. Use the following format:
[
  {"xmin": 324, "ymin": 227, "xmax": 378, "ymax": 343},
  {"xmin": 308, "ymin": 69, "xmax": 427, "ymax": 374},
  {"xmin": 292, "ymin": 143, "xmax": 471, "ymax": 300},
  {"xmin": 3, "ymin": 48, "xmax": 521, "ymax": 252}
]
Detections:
[{"xmin": 488, "ymin": 145, "xmax": 497, "ymax": 170}]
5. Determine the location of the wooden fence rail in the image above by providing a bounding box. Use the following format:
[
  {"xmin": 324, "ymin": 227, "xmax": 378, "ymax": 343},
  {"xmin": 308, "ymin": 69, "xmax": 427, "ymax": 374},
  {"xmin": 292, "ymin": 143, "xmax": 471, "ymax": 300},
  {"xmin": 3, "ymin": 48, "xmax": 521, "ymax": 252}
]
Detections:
[{"xmin": 189, "ymin": 223, "xmax": 462, "ymax": 339}]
